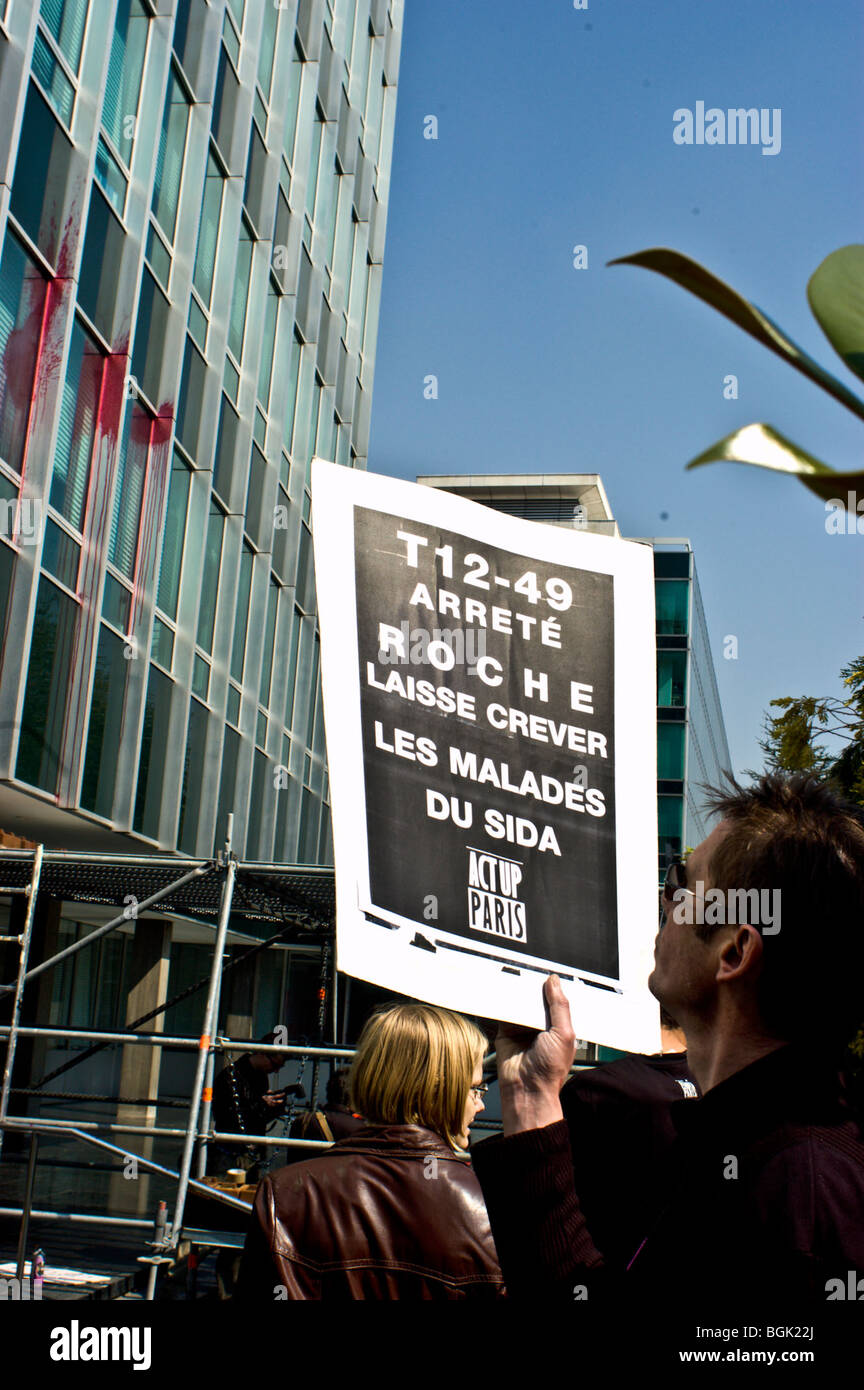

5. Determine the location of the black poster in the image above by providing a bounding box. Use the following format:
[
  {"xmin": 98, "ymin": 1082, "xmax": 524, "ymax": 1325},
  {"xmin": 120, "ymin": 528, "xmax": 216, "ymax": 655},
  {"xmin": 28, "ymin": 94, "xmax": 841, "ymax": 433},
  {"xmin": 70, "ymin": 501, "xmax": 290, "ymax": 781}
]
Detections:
[{"xmin": 354, "ymin": 506, "xmax": 619, "ymax": 980}]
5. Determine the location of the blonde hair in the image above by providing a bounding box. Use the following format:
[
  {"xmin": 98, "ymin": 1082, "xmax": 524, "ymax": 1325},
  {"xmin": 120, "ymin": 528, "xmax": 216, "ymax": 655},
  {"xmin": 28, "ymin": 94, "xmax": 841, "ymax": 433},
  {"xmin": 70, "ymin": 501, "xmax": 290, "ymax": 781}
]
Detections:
[{"xmin": 348, "ymin": 1003, "xmax": 487, "ymax": 1148}]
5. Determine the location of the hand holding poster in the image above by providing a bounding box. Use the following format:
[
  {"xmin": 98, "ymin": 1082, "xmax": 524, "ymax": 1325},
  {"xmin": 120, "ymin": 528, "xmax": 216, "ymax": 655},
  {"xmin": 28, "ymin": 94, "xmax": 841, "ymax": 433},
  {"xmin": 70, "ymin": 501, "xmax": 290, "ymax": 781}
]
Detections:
[{"xmin": 312, "ymin": 460, "xmax": 660, "ymax": 1051}]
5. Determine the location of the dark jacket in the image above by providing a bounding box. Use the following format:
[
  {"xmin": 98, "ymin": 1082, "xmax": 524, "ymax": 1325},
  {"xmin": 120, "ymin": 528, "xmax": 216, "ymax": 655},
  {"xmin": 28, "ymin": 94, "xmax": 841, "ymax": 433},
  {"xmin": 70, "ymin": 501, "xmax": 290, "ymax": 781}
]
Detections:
[
  {"xmin": 236, "ymin": 1123, "xmax": 506, "ymax": 1300},
  {"xmin": 473, "ymin": 1044, "xmax": 864, "ymax": 1304},
  {"xmin": 560, "ymin": 1051, "xmax": 699, "ymax": 1266}
]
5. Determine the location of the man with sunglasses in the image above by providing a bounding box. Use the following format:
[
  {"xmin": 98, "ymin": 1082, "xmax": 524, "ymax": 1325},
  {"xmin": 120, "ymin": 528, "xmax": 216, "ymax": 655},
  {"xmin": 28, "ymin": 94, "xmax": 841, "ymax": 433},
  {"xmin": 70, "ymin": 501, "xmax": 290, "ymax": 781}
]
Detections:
[{"xmin": 472, "ymin": 773, "xmax": 864, "ymax": 1305}]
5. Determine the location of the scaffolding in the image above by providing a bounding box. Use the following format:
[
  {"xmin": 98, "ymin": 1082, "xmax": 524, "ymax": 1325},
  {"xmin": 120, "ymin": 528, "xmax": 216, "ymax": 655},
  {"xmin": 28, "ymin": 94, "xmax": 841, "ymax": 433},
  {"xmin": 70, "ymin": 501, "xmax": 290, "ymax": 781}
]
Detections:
[{"xmin": 0, "ymin": 842, "xmax": 355, "ymax": 1299}]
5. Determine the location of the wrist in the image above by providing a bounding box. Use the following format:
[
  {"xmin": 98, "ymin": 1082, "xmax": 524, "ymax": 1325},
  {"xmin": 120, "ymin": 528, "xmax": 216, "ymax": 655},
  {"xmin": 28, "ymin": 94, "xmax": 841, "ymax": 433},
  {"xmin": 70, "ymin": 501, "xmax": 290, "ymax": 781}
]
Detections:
[{"xmin": 499, "ymin": 1083, "xmax": 564, "ymax": 1135}]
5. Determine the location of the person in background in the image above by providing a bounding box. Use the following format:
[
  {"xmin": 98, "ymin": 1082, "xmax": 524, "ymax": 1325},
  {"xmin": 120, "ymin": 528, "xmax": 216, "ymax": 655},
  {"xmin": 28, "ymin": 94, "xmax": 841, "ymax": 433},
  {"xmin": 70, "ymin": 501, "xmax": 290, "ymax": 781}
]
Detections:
[
  {"xmin": 236, "ymin": 1003, "xmax": 505, "ymax": 1299},
  {"xmin": 288, "ymin": 1067, "xmax": 366, "ymax": 1144},
  {"xmin": 210, "ymin": 1031, "xmax": 291, "ymax": 1177}
]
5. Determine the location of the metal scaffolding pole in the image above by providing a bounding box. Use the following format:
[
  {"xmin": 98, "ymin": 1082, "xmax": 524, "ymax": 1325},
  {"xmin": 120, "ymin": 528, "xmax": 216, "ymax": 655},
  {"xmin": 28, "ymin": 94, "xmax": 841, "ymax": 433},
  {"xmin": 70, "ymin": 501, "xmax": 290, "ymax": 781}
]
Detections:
[
  {"xmin": 0, "ymin": 860, "xmax": 215, "ymax": 996},
  {"xmin": 0, "ymin": 1026, "xmax": 355, "ymax": 1057},
  {"xmin": 0, "ymin": 844, "xmax": 43, "ymax": 1163},
  {"xmin": 169, "ymin": 858, "xmax": 236, "ymax": 1247}
]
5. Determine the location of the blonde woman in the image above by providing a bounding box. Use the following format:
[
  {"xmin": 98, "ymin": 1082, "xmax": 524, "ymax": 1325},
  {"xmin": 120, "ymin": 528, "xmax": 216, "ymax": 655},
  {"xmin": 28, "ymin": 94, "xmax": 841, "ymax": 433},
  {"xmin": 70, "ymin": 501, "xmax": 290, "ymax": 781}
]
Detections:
[{"xmin": 236, "ymin": 1003, "xmax": 505, "ymax": 1300}]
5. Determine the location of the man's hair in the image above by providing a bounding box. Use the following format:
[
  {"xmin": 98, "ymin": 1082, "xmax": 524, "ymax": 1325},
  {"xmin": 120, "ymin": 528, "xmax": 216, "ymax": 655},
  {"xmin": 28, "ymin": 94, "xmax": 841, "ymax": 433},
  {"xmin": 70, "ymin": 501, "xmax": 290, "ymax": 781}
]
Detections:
[
  {"xmin": 702, "ymin": 772, "xmax": 864, "ymax": 1045},
  {"xmin": 348, "ymin": 1003, "xmax": 487, "ymax": 1148}
]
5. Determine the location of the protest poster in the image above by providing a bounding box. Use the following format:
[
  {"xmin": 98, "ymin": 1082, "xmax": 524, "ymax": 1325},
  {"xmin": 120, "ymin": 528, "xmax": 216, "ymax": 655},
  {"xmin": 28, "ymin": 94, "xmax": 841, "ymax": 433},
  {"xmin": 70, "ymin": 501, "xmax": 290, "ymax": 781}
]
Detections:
[{"xmin": 311, "ymin": 459, "xmax": 660, "ymax": 1050}]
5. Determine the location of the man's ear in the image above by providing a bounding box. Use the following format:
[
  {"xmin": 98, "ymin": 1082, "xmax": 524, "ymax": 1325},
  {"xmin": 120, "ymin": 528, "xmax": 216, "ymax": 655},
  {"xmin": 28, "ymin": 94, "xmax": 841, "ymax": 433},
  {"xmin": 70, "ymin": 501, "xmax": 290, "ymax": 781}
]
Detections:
[{"xmin": 715, "ymin": 925, "xmax": 763, "ymax": 984}]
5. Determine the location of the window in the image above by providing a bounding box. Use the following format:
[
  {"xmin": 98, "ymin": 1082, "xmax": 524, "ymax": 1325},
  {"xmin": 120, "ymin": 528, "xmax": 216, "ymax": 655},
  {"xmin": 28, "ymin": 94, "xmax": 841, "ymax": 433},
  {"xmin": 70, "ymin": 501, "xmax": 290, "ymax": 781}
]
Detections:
[
  {"xmin": 211, "ymin": 45, "xmax": 240, "ymax": 159},
  {"xmin": 192, "ymin": 154, "xmax": 225, "ymax": 306},
  {"xmin": 655, "ymin": 581, "xmax": 689, "ymax": 636},
  {"xmin": 245, "ymin": 749, "xmax": 270, "ymax": 859},
  {"xmin": 230, "ymin": 543, "xmax": 254, "ymax": 683},
  {"xmin": 658, "ymin": 795, "xmax": 683, "ymax": 873},
  {"xmin": 228, "ymin": 222, "xmax": 254, "ymax": 361},
  {"xmin": 245, "ymin": 443, "xmax": 269, "ymax": 548},
  {"xmin": 81, "ymin": 624, "xmax": 128, "ymax": 817},
  {"xmin": 102, "ymin": 0, "xmax": 149, "ymax": 166},
  {"xmin": 108, "ymin": 402, "xmax": 151, "ymax": 578},
  {"xmin": 244, "ymin": 123, "xmax": 268, "ymax": 232},
  {"xmin": 175, "ymin": 336, "xmax": 207, "ymax": 460},
  {"xmin": 257, "ymin": 282, "xmax": 279, "ymax": 412},
  {"xmin": 257, "ymin": 1, "xmax": 278, "ymax": 102},
  {"xmin": 32, "ymin": 28, "xmax": 75, "ymax": 125},
  {"xmin": 215, "ymin": 726, "xmax": 240, "ymax": 854},
  {"xmin": 16, "ymin": 576, "xmax": 77, "ymax": 792},
  {"xmin": 152, "ymin": 70, "xmax": 191, "ymax": 243},
  {"xmin": 178, "ymin": 697, "xmax": 209, "ymax": 853},
  {"xmin": 657, "ymin": 723, "xmax": 686, "ymax": 780},
  {"xmin": 259, "ymin": 576, "xmax": 279, "ymax": 706},
  {"xmin": 213, "ymin": 395, "xmax": 239, "ymax": 504},
  {"xmin": 94, "ymin": 137, "xmax": 127, "ymax": 216},
  {"xmin": 156, "ymin": 453, "xmax": 190, "ymax": 618},
  {"xmin": 51, "ymin": 321, "xmax": 103, "ymax": 531},
  {"xmin": 40, "ymin": 0, "xmax": 87, "ymax": 73},
  {"xmin": 282, "ymin": 58, "xmax": 303, "ymax": 167},
  {"xmin": 657, "ymin": 650, "xmax": 687, "ymax": 707},
  {"xmin": 131, "ymin": 268, "xmax": 170, "ymax": 408},
  {"xmin": 10, "ymin": 84, "xmax": 72, "ymax": 267},
  {"xmin": 134, "ymin": 664, "xmax": 173, "ymax": 837},
  {"xmin": 78, "ymin": 189, "xmax": 126, "ymax": 340},
  {"xmin": 196, "ymin": 502, "xmax": 225, "ymax": 652},
  {"xmin": 0, "ymin": 234, "xmax": 48, "ymax": 474}
]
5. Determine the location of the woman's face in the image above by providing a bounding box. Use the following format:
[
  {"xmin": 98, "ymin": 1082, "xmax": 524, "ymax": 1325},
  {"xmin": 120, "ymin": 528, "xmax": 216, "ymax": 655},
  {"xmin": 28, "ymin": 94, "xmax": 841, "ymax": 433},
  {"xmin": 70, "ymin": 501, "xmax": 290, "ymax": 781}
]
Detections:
[{"xmin": 455, "ymin": 1063, "xmax": 485, "ymax": 1149}]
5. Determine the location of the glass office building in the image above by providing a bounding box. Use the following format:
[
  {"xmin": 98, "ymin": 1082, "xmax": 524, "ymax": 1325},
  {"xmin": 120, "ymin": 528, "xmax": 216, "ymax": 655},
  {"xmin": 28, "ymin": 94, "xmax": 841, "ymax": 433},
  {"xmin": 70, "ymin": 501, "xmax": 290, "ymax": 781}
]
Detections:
[
  {"xmin": 417, "ymin": 476, "xmax": 733, "ymax": 882},
  {"xmin": 0, "ymin": 0, "xmax": 403, "ymax": 860}
]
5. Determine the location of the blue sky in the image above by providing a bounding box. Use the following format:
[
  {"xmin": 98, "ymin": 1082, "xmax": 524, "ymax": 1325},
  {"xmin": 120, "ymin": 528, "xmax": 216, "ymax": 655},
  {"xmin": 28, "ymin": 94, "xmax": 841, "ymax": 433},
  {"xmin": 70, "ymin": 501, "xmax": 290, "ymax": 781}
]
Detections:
[{"xmin": 368, "ymin": 0, "xmax": 864, "ymax": 777}]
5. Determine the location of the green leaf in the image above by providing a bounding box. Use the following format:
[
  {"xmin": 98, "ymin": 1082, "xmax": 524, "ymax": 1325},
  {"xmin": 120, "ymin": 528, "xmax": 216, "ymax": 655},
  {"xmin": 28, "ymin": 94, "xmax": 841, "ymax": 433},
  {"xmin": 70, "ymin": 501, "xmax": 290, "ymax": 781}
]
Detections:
[
  {"xmin": 684, "ymin": 423, "xmax": 864, "ymax": 505},
  {"xmin": 806, "ymin": 245, "xmax": 864, "ymax": 385},
  {"xmin": 608, "ymin": 248, "xmax": 864, "ymax": 423}
]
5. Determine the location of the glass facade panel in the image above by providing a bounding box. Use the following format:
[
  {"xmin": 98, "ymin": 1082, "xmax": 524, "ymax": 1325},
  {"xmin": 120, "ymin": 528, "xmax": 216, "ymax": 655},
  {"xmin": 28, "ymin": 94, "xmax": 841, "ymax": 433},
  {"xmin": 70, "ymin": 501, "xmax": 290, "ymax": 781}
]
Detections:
[
  {"xmin": 42, "ymin": 517, "xmax": 80, "ymax": 589},
  {"xmin": 133, "ymin": 664, "xmax": 173, "ymax": 837},
  {"xmin": 196, "ymin": 502, "xmax": 224, "ymax": 652},
  {"xmin": 131, "ymin": 268, "xmax": 170, "ymax": 408},
  {"xmin": 40, "ymin": 0, "xmax": 87, "ymax": 73},
  {"xmin": 109, "ymin": 404, "xmax": 150, "ymax": 578},
  {"xmin": 176, "ymin": 337, "xmax": 206, "ymax": 459},
  {"xmin": 245, "ymin": 747, "xmax": 269, "ymax": 858},
  {"xmin": 32, "ymin": 29, "xmax": 75, "ymax": 125},
  {"xmin": 81, "ymin": 624, "xmax": 128, "ymax": 816},
  {"xmin": 230, "ymin": 543, "xmax": 253, "ymax": 683},
  {"xmin": 156, "ymin": 454, "xmax": 190, "ymax": 618},
  {"xmin": 228, "ymin": 224, "xmax": 254, "ymax": 361},
  {"xmin": 657, "ymin": 649, "xmax": 687, "ymax": 707},
  {"xmin": 94, "ymin": 137, "xmax": 127, "ymax": 215},
  {"xmin": 657, "ymin": 722, "xmax": 686, "ymax": 780},
  {"xmin": 16, "ymin": 576, "xmax": 77, "ymax": 792},
  {"xmin": 11, "ymin": 84, "xmax": 72, "ymax": 266},
  {"xmin": 655, "ymin": 580, "xmax": 689, "ymax": 635},
  {"xmin": 102, "ymin": 0, "xmax": 149, "ymax": 166},
  {"xmin": 658, "ymin": 794, "xmax": 683, "ymax": 866},
  {"xmin": 259, "ymin": 577, "xmax": 279, "ymax": 706},
  {"xmin": 0, "ymin": 543, "xmax": 14, "ymax": 648},
  {"xmin": 192, "ymin": 154, "xmax": 224, "ymax": 306},
  {"xmin": 50, "ymin": 320, "xmax": 102, "ymax": 530},
  {"xmin": 177, "ymin": 696, "xmax": 208, "ymax": 853},
  {"xmin": 214, "ymin": 725, "xmax": 240, "ymax": 853},
  {"xmin": 152, "ymin": 70, "xmax": 191, "ymax": 242},
  {"xmin": 0, "ymin": 233, "xmax": 48, "ymax": 474},
  {"xmin": 79, "ymin": 189, "xmax": 125, "ymax": 341}
]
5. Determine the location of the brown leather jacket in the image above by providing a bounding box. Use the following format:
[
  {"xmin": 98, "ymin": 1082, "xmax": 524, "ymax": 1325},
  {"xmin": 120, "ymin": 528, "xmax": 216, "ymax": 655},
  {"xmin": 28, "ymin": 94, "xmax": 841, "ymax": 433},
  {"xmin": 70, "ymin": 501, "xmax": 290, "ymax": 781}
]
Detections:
[{"xmin": 235, "ymin": 1123, "xmax": 506, "ymax": 1300}]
